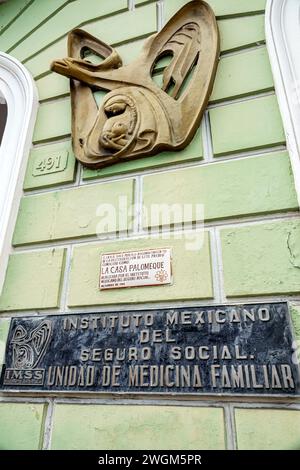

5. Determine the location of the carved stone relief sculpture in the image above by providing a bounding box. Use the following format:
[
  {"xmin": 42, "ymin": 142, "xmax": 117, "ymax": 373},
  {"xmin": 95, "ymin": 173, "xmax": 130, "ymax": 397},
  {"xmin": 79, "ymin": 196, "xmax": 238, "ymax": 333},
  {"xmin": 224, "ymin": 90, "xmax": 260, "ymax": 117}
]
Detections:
[{"xmin": 51, "ymin": 1, "xmax": 219, "ymax": 169}]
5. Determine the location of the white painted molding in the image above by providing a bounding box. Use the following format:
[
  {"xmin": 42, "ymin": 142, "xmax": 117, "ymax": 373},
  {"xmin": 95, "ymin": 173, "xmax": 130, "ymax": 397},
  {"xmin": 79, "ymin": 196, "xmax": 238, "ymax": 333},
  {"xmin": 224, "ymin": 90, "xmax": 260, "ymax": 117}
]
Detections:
[
  {"xmin": 0, "ymin": 52, "xmax": 38, "ymax": 293},
  {"xmin": 266, "ymin": 0, "xmax": 300, "ymax": 206}
]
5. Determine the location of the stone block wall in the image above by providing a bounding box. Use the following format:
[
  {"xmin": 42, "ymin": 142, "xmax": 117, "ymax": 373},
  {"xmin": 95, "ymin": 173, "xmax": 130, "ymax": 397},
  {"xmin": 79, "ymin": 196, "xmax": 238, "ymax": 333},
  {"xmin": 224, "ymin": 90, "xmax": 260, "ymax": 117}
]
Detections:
[{"xmin": 0, "ymin": 0, "xmax": 299, "ymax": 450}]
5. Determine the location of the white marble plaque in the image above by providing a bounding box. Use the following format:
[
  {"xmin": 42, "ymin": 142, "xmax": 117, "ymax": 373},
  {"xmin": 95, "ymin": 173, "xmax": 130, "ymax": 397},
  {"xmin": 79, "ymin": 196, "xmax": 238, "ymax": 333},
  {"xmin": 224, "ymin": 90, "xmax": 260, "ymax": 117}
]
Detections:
[{"xmin": 100, "ymin": 248, "xmax": 172, "ymax": 290}]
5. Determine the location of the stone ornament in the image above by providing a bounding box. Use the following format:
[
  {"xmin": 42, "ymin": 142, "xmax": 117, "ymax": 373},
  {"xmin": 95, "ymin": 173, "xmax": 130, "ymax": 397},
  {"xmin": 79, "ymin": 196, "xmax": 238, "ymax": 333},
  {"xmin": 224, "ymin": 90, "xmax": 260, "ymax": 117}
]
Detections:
[
  {"xmin": 51, "ymin": 1, "xmax": 219, "ymax": 169},
  {"xmin": 11, "ymin": 321, "xmax": 52, "ymax": 369}
]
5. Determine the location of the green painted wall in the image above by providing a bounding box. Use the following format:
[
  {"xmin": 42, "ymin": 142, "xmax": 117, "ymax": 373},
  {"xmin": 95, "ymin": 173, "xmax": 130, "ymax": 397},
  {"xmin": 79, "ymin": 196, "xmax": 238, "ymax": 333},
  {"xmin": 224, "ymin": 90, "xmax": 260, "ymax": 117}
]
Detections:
[
  {"xmin": 0, "ymin": 402, "xmax": 46, "ymax": 450},
  {"xmin": 235, "ymin": 409, "xmax": 300, "ymax": 450},
  {"xmin": 51, "ymin": 405, "xmax": 226, "ymax": 450},
  {"xmin": 0, "ymin": 0, "xmax": 299, "ymax": 451}
]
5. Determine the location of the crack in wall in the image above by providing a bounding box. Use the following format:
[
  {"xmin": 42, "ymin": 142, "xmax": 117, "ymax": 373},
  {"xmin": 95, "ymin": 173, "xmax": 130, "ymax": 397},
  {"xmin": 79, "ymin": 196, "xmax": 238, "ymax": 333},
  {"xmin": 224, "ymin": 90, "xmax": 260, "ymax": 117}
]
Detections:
[{"xmin": 287, "ymin": 230, "xmax": 300, "ymax": 269}]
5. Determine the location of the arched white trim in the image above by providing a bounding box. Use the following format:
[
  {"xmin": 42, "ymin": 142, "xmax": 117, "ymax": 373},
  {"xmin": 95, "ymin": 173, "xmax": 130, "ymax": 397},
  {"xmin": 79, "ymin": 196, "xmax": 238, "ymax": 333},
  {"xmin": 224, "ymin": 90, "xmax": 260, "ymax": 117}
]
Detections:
[
  {"xmin": 266, "ymin": 0, "xmax": 300, "ymax": 206},
  {"xmin": 0, "ymin": 52, "xmax": 38, "ymax": 293}
]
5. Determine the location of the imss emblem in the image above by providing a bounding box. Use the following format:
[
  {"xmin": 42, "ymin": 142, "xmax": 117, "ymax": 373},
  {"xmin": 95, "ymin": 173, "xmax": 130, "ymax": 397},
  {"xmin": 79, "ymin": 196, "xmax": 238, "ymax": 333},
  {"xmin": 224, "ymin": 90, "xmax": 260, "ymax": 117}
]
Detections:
[{"xmin": 3, "ymin": 320, "xmax": 52, "ymax": 386}]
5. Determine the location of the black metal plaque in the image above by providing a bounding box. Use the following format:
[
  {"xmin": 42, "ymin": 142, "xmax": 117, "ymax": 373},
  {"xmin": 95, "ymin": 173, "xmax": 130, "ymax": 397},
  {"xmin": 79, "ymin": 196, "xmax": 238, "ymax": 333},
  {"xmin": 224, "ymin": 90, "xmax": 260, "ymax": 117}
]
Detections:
[{"xmin": 1, "ymin": 302, "xmax": 299, "ymax": 396}]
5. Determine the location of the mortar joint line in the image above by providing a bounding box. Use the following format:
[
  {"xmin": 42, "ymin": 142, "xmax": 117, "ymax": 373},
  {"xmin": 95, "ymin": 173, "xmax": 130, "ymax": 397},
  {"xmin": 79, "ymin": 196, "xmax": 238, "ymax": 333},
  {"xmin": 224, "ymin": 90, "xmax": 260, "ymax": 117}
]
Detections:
[
  {"xmin": 209, "ymin": 228, "xmax": 223, "ymax": 303},
  {"xmin": 202, "ymin": 110, "xmax": 214, "ymax": 162},
  {"xmin": 214, "ymin": 227, "xmax": 226, "ymax": 303},
  {"xmin": 42, "ymin": 399, "xmax": 55, "ymax": 450},
  {"xmin": 22, "ymin": 144, "xmax": 288, "ymax": 198},
  {"xmin": 224, "ymin": 403, "xmax": 238, "ymax": 450},
  {"xmin": 128, "ymin": 0, "xmax": 135, "ymax": 12},
  {"xmin": 208, "ymin": 90, "xmax": 276, "ymax": 110},
  {"xmin": 11, "ymin": 211, "xmax": 300, "ymax": 255},
  {"xmin": 1, "ymin": 395, "xmax": 300, "ymax": 409},
  {"xmin": 157, "ymin": 0, "xmax": 165, "ymax": 31},
  {"xmin": 137, "ymin": 175, "xmax": 145, "ymax": 233},
  {"xmin": 59, "ymin": 245, "xmax": 73, "ymax": 312},
  {"xmin": 76, "ymin": 161, "xmax": 83, "ymax": 187},
  {"xmin": 4, "ymin": 293, "xmax": 300, "ymax": 318}
]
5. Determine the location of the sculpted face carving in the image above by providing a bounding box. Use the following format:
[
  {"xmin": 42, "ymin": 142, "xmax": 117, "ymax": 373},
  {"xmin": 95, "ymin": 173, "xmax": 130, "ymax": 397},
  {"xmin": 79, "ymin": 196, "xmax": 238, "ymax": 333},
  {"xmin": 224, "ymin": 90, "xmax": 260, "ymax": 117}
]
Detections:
[{"xmin": 51, "ymin": 1, "xmax": 219, "ymax": 169}]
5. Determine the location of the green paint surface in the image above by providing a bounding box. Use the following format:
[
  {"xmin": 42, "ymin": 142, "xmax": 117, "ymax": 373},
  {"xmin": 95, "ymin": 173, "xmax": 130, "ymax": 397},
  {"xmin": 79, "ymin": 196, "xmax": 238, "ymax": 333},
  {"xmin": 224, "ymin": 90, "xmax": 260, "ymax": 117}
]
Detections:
[
  {"xmin": 210, "ymin": 95, "xmax": 285, "ymax": 156},
  {"xmin": 0, "ymin": 249, "xmax": 65, "ymax": 312},
  {"xmin": 1, "ymin": 0, "xmax": 69, "ymax": 53},
  {"xmin": 25, "ymin": 35, "xmax": 68, "ymax": 79},
  {"xmin": 211, "ymin": 46, "xmax": 273, "ymax": 103},
  {"xmin": 68, "ymin": 234, "xmax": 213, "ymax": 307},
  {"xmin": 51, "ymin": 404, "xmax": 225, "ymax": 450},
  {"xmin": 235, "ymin": 409, "xmax": 300, "ymax": 450},
  {"xmin": 0, "ymin": 0, "xmax": 32, "ymax": 33},
  {"xmin": 143, "ymin": 152, "xmax": 298, "ymax": 226},
  {"xmin": 11, "ymin": 0, "xmax": 128, "ymax": 62},
  {"xmin": 207, "ymin": 0, "xmax": 266, "ymax": 16},
  {"xmin": 24, "ymin": 6, "xmax": 264, "ymax": 80},
  {"xmin": 0, "ymin": 403, "xmax": 45, "ymax": 450},
  {"xmin": 221, "ymin": 220, "xmax": 300, "ymax": 297},
  {"xmin": 84, "ymin": 4, "xmax": 156, "ymax": 48},
  {"xmin": 13, "ymin": 179, "xmax": 134, "ymax": 245},
  {"xmin": 116, "ymin": 38, "xmax": 149, "ymax": 65},
  {"xmin": 33, "ymin": 98, "xmax": 71, "ymax": 143},
  {"xmin": 36, "ymin": 72, "xmax": 69, "ymax": 102},
  {"xmin": 165, "ymin": 0, "xmax": 266, "ymax": 20},
  {"xmin": 26, "ymin": 18, "xmax": 155, "ymax": 81},
  {"xmin": 218, "ymin": 14, "xmax": 265, "ymax": 53},
  {"xmin": 83, "ymin": 127, "xmax": 203, "ymax": 180},
  {"xmin": 24, "ymin": 141, "xmax": 76, "ymax": 190},
  {"xmin": 23, "ymin": 4, "xmax": 156, "ymax": 79}
]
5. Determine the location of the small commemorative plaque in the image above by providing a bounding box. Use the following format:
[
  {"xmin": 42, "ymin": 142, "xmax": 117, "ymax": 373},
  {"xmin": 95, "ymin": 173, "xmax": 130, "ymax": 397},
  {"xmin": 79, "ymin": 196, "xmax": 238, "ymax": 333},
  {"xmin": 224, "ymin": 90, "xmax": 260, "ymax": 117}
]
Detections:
[
  {"xmin": 99, "ymin": 248, "xmax": 172, "ymax": 290},
  {"xmin": 1, "ymin": 303, "xmax": 299, "ymax": 396}
]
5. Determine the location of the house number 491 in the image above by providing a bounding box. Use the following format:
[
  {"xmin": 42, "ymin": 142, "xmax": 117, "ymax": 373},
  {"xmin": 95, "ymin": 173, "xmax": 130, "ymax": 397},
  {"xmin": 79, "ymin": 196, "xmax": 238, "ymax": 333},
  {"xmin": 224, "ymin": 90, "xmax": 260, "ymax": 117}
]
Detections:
[{"xmin": 32, "ymin": 150, "xmax": 69, "ymax": 177}]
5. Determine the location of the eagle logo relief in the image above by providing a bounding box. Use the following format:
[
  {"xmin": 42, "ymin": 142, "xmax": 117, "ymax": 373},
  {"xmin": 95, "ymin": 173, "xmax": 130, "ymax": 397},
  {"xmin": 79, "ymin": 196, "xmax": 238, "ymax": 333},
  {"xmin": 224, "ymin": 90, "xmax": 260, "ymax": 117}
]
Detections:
[
  {"xmin": 11, "ymin": 321, "xmax": 52, "ymax": 370},
  {"xmin": 50, "ymin": 1, "xmax": 219, "ymax": 169}
]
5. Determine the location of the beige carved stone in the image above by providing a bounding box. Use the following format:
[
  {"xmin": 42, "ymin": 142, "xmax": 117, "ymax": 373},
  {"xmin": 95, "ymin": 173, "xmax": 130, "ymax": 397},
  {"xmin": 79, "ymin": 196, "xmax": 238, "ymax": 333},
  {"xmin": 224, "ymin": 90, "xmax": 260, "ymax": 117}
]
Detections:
[{"xmin": 51, "ymin": 1, "xmax": 219, "ymax": 169}]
